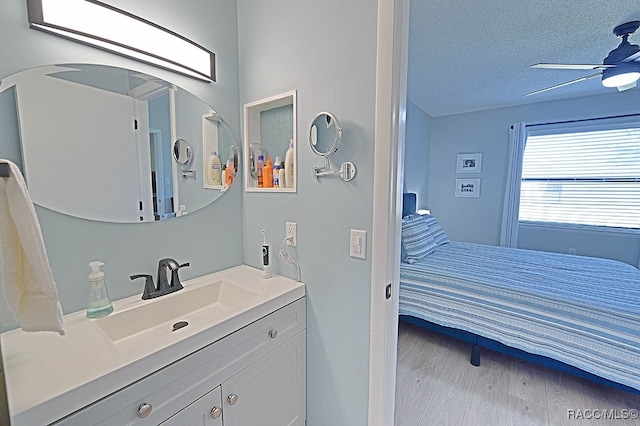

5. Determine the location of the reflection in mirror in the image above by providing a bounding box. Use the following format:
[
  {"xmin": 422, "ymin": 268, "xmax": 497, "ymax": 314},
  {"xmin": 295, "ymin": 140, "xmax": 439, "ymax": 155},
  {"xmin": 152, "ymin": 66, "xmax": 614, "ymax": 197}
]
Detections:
[
  {"xmin": 309, "ymin": 112, "xmax": 341, "ymax": 158},
  {"xmin": 0, "ymin": 64, "xmax": 239, "ymax": 223},
  {"xmin": 173, "ymin": 139, "xmax": 193, "ymax": 165},
  {"xmin": 173, "ymin": 138, "xmax": 196, "ymax": 181}
]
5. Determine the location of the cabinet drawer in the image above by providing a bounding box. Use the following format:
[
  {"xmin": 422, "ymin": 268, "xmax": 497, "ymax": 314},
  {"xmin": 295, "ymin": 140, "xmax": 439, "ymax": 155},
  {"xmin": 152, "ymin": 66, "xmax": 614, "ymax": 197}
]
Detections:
[
  {"xmin": 160, "ymin": 386, "xmax": 223, "ymax": 426},
  {"xmin": 52, "ymin": 298, "xmax": 305, "ymax": 425}
]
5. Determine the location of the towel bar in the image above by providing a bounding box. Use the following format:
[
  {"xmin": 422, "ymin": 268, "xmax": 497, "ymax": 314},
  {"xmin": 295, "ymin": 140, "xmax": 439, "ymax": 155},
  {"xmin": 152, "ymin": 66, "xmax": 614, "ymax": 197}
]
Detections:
[{"xmin": 0, "ymin": 162, "xmax": 9, "ymax": 177}]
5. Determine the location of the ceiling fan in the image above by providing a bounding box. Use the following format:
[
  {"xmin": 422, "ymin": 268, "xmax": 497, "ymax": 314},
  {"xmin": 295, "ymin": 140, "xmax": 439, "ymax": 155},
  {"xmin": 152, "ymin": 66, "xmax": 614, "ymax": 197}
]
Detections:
[{"xmin": 525, "ymin": 21, "xmax": 640, "ymax": 96}]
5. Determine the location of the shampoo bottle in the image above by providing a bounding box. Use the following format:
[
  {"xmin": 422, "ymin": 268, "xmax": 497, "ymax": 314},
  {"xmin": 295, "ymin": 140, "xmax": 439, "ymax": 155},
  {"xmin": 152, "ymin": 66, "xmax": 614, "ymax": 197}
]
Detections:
[
  {"xmin": 285, "ymin": 139, "xmax": 295, "ymax": 188},
  {"xmin": 263, "ymin": 155, "xmax": 274, "ymax": 188},
  {"xmin": 279, "ymin": 161, "xmax": 286, "ymax": 188},
  {"xmin": 221, "ymin": 165, "xmax": 228, "ymax": 188},
  {"xmin": 226, "ymin": 159, "xmax": 235, "ymax": 186},
  {"xmin": 86, "ymin": 261, "xmax": 113, "ymax": 318},
  {"xmin": 207, "ymin": 150, "xmax": 222, "ymax": 186},
  {"xmin": 257, "ymin": 155, "xmax": 264, "ymax": 187},
  {"xmin": 273, "ymin": 156, "xmax": 281, "ymax": 188}
]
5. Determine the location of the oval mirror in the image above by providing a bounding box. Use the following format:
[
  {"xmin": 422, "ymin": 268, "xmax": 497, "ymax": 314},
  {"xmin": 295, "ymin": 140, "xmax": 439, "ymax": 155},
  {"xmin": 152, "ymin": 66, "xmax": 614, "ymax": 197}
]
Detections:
[
  {"xmin": 0, "ymin": 64, "xmax": 239, "ymax": 223},
  {"xmin": 173, "ymin": 139, "xmax": 193, "ymax": 165},
  {"xmin": 309, "ymin": 112, "xmax": 342, "ymax": 158}
]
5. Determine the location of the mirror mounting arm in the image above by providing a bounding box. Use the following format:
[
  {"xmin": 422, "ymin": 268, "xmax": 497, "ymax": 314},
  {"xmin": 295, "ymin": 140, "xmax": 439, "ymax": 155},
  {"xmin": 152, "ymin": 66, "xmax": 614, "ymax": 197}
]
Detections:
[
  {"xmin": 312, "ymin": 161, "xmax": 357, "ymax": 182},
  {"xmin": 180, "ymin": 169, "xmax": 196, "ymax": 180}
]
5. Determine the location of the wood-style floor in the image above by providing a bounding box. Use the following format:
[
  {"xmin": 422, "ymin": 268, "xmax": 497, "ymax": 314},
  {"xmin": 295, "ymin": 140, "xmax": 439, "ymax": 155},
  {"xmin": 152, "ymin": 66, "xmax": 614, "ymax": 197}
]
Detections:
[{"xmin": 395, "ymin": 321, "xmax": 640, "ymax": 426}]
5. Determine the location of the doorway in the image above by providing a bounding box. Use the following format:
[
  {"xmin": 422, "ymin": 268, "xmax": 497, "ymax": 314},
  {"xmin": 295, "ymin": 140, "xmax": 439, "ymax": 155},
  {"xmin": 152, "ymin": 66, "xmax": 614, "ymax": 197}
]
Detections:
[{"xmin": 368, "ymin": 0, "xmax": 410, "ymax": 424}]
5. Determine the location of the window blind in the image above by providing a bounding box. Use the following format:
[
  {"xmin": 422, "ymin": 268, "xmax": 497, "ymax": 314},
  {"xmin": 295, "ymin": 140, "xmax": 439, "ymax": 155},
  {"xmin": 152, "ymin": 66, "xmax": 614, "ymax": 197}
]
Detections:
[{"xmin": 519, "ymin": 126, "xmax": 640, "ymax": 229}]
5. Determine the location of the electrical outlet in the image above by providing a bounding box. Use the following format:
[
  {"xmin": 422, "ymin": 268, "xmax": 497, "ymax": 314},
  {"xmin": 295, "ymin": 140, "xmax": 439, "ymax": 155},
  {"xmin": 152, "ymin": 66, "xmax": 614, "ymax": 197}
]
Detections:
[
  {"xmin": 286, "ymin": 222, "xmax": 297, "ymax": 246},
  {"xmin": 569, "ymin": 248, "xmax": 577, "ymax": 255}
]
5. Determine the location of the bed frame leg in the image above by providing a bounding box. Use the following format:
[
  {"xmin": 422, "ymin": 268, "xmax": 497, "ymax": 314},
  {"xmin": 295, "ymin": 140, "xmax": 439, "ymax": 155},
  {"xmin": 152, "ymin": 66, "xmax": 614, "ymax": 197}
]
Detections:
[{"xmin": 470, "ymin": 344, "xmax": 481, "ymax": 366}]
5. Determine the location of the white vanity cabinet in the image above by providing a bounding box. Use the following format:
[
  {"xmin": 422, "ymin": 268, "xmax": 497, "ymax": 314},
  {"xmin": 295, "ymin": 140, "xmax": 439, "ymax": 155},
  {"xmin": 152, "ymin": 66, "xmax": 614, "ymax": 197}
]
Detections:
[
  {"xmin": 220, "ymin": 331, "xmax": 305, "ymax": 425},
  {"xmin": 51, "ymin": 298, "xmax": 306, "ymax": 426},
  {"xmin": 161, "ymin": 386, "xmax": 223, "ymax": 426}
]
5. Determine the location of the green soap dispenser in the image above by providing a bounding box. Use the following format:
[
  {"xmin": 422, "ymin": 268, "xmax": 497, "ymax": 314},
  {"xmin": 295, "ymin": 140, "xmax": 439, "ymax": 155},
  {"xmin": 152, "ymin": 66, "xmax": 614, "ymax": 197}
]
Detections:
[{"xmin": 86, "ymin": 261, "xmax": 114, "ymax": 318}]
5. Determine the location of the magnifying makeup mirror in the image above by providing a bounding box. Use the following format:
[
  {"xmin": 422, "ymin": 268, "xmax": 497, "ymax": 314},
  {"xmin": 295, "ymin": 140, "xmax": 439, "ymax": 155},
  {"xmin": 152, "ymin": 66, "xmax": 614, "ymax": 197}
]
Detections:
[
  {"xmin": 173, "ymin": 138, "xmax": 195, "ymax": 179},
  {"xmin": 173, "ymin": 138, "xmax": 193, "ymax": 165},
  {"xmin": 309, "ymin": 112, "xmax": 356, "ymax": 181}
]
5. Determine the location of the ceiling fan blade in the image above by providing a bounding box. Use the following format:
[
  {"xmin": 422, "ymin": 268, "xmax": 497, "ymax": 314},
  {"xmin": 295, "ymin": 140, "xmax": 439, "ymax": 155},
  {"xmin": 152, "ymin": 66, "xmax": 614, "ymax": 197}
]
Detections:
[
  {"xmin": 622, "ymin": 50, "xmax": 640, "ymax": 62},
  {"xmin": 531, "ymin": 63, "xmax": 613, "ymax": 70},
  {"xmin": 524, "ymin": 72, "xmax": 602, "ymax": 97}
]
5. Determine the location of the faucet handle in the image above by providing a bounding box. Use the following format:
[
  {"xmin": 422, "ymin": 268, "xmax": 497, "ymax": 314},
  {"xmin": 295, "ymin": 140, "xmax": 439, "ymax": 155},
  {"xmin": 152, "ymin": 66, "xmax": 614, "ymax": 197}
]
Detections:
[
  {"xmin": 170, "ymin": 262, "xmax": 190, "ymax": 290},
  {"xmin": 130, "ymin": 274, "xmax": 156, "ymax": 300},
  {"xmin": 156, "ymin": 258, "xmax": 178, "ymax": 292}
]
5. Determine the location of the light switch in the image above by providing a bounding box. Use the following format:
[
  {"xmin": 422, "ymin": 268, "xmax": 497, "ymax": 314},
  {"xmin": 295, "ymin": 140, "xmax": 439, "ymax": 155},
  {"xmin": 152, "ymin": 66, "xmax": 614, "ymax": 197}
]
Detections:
[{"xmin": 350, "ymin": 229, "xmax": 367, "ymax": 259}]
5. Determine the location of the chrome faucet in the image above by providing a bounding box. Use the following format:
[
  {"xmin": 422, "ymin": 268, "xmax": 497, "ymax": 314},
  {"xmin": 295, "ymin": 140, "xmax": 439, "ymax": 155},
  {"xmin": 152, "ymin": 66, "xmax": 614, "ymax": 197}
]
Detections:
[{"xmin": 130, "ymin": 258, "xmax": 190, "ymax": 299}]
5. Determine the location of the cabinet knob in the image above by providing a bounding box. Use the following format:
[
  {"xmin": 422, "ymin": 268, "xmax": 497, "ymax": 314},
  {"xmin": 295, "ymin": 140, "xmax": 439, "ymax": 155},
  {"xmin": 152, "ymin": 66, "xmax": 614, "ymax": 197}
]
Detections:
[
  {"xmin": 227, "ymin": 393, "xmax": 238, "ymax": 405},
  {"xmin": 211, "ymin": 406, "xmax": 223, "ymax": 419},
  {"xmin": 269, "ymin": 329, "xmax": 278, "ymax": 339},
  {"xmin": 138, "ymin": 403, "xmax": 153, "ymax": 418}
]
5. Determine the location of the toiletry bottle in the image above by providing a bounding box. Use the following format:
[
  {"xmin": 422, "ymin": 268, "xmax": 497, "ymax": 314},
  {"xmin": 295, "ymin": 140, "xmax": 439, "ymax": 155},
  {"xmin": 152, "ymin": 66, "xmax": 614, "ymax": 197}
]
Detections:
[
  {"xmin": 279, "ymin": 161, "xmax": 286, "ymax": 188},
  {"xmin": 230, "ymin": 145, "xmax": 239, "ymax": 177},
  {"xmin": 273, "ymin": 156, "xmax": 281, "ymax": 188},
  {"xmin": 207, "ymin": 150, "xmax": 222, "ymax": 186},
  {"xmin": 257, "ymin": 155, "xmax": 264, "ymax": 187},
  {"xmin": 86, "ymin": 261, "xmax": 113, "ymax": 318},
  {"xmin": 221, "ymin": 164, "xmax": 228, "ymax": 188},
  {"xmin": 261, "ymin": 230, "xmax": 272, "ymax": 279},
  {"xmin": 228, "ymin": 156, "xmax": 236, "ymax": 178},
  {"xmin": 285, "ymin": 138, "xmax": 295, "ymax": 188},
  {"xmin": 226, "ymin": 159, "xmax": 235, "ymax": 186},
  {"xmin": 263, "ymin": 155, "xmax": 274, "ymax": 188}
]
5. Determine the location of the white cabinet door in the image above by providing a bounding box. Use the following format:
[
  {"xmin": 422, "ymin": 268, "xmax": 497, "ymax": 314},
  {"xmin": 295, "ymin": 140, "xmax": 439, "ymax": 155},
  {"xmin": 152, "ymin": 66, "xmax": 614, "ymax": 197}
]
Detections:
[
  {"xmin": 160, "ymin": 386, "xmax": 223, "ymax": 426},
  {"xmin": 222, "ymin": 331, "xmax": 306, "ymax": 426}
]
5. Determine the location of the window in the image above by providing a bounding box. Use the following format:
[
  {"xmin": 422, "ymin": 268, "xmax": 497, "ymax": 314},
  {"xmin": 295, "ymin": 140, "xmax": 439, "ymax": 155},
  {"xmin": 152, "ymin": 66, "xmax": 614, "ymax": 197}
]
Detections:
[{"xmin": 519, "ymin": 118, "xmax": 640, "ymax": 230}]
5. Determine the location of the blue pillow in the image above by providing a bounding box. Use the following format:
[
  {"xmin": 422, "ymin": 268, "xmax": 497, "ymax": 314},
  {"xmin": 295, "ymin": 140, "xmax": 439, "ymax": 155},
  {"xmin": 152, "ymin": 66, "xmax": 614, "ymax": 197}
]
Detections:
[
  {"xmin": 421, "ymin": 214, "xmax": 449, "ymax": 246},
  {"xmin": 401, "ymin": 214, "xmax": 437, "ymax": 263}
]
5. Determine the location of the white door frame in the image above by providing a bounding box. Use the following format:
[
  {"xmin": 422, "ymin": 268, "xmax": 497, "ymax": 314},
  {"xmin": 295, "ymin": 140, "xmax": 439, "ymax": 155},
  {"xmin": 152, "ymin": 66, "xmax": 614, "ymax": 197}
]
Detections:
[{"xmin": 369, "ymin": 0, "xmax": 410, "ymax": 424}]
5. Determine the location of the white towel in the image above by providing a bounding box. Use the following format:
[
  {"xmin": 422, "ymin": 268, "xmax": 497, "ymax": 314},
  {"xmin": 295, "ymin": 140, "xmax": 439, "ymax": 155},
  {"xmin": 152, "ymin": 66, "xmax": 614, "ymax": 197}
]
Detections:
[{"xmin": 0, "ymin": 160, "xmax": 65, "ymax": 335}]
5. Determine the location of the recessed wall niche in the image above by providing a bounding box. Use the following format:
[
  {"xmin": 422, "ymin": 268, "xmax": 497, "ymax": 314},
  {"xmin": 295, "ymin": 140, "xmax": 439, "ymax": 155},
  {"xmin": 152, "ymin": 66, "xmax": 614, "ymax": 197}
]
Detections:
[{"xmin": 244, "ymin": 90, "xmax": 297, "ymax": 192}]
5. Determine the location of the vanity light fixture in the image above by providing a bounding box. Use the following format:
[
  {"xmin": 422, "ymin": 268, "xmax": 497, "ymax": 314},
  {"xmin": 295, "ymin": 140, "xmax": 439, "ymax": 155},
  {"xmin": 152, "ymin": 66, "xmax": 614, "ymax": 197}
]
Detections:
[{"xmin": 26, "ymin": 0, "xmax": 215, "ymax": 82}]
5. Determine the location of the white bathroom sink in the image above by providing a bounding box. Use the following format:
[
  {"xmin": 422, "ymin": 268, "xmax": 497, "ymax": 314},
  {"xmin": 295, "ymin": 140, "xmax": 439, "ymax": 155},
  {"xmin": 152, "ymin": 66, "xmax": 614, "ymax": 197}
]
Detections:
[{"xmin": 94, "ymin": 279, "xmax": 260, "ymax": 349}]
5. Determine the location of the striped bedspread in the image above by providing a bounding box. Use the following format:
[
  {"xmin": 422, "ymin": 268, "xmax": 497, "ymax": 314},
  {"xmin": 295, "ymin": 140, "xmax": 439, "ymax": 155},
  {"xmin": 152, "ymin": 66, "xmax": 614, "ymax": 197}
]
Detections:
[{"xmin": 399, "ymin": 241, "xmax": 640, "ymax": 391}]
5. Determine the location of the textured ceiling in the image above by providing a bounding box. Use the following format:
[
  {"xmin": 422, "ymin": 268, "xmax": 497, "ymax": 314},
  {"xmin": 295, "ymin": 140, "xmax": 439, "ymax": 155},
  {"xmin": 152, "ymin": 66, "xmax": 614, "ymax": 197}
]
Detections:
[{"xmin": 408, "ymin": 0, "xmax": 640, "ymax": 117}]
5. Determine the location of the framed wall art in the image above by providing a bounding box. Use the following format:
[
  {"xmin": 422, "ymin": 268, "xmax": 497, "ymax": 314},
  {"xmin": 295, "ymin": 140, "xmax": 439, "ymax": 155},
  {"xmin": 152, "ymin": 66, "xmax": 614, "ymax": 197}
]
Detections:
[
  {"xmin": 455, "ymin": 178, "xmax": 481, "ymax": 198},
  {"xmin": 456, "ymin": 153, "xmax": 482, "ymax": 173}
]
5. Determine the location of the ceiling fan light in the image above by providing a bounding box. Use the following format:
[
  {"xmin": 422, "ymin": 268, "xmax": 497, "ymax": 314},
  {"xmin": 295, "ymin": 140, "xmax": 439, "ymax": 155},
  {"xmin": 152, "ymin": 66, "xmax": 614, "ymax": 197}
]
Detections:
[
  {"xmin": 601, "ymin": 64, "xmax": 640, "ymax": 88},
  {"xmin": 616, "ymin": 81, "xmax": 637, "ymax": 92}
]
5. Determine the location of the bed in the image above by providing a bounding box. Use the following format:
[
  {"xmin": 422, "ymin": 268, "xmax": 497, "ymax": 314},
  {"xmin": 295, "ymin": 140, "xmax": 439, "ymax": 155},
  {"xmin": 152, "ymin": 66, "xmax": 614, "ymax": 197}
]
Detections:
[{"xmin": 398, "ymin": 193, "xmax": 640, "ymax": 394}]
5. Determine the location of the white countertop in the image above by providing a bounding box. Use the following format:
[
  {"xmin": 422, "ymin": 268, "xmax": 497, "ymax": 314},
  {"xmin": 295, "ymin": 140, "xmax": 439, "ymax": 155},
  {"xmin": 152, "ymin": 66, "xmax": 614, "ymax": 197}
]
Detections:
[{"xmin": 1, "ymin": 265, "xmax": 305, "ymax": 425}]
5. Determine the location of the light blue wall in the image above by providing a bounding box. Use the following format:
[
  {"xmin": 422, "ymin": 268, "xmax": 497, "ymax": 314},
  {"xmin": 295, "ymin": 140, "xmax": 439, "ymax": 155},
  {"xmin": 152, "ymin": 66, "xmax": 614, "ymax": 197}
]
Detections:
[
  {"xmin": 0, "ymin": 0, "xmax": 243, "ymax": 315},
  {"xmin": 404, "ymin": 100, "xmax": 431, "ymax": 210},
  {"xmin": 0, "ymin": 87, "xmax": 21, "ymax": 169},
  {"xmin": 2, "ymin": 2, "xmax": 385, "ymax": 424},
  {"xmin": 423, "ymin": 89, "xmax": 640, "ymax": 263},
  {"xmin": 238, "ymin": 1, "xmax": 378, "ymax": 424}
]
